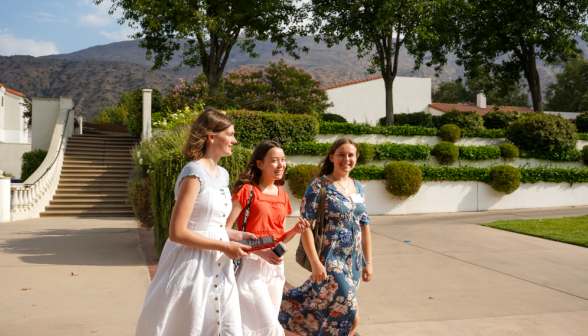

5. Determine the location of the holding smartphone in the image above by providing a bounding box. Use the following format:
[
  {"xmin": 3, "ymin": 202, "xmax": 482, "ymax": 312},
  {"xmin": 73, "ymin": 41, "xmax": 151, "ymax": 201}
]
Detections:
[{"xmin": 272, "ymin": 241, "xmax": 288, "ymax": 257}]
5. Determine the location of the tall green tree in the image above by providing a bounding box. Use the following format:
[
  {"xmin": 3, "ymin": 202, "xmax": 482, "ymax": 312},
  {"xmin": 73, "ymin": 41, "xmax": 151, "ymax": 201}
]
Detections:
[
  {"xmin": 306, "ymin": 0, "xmax": 457, "ymax": 125},
  {"xmin": 545, "ymin": 56, "xmax": 588, "ymax": 112},
  {"xmin": 97, "ymin": 0, "xmax": 307, "ymax": 97},
  {"xmin": 452, "ymin": 0, "xmax": 588, "ymax": 112}
]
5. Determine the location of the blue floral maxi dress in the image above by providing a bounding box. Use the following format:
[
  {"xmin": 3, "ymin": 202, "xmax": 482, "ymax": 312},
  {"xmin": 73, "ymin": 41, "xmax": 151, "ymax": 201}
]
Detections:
[{"xmin": 280, "ymin": 176, "xmax": 370, "ymax": 336}]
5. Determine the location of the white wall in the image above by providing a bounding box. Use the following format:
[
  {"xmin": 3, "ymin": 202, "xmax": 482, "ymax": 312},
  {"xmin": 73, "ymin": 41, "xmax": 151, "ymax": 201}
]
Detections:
[
  {"xmin": 0, "ymin": 142, "xmax": 31, "ymax": 179},
  {"xmin": 326, "ymin": 76, "xmax": 431, "ymax": 125},
  {"xmin": 32, "ymin": 98, "xmax": 61, "ymax": 151},
  {"xmin": 544, "ymin": 111, "xmax": 581, "ymax": 120},
  {"xmin": 0, "ymin": 89, "xmax": 28, "ymax": 144},
  {"xmin": 284, "ymin": 180, "xmax": 588, "ymax": 216}
]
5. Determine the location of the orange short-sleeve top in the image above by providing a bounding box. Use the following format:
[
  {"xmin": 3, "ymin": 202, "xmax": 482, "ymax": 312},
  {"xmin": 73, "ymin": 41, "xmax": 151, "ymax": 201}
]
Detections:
[{"xmin": 232, "ymin": 184, "xmax": 292, "ymax": 243}]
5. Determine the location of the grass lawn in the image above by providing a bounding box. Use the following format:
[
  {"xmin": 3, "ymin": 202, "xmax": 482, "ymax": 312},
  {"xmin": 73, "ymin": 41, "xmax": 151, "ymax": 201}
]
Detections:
[{"xmin": 481, "ymin": 215, "xmax": 588, "ymax": 248}]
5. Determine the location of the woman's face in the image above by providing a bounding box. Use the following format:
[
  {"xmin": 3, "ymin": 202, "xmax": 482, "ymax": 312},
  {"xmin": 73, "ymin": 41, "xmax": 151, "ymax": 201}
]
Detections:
[
  {"xmin": 257, "ymin": 147, "xmax": 286, "ymax": 181},
  {"xmin": 211, "ymin": 125, "xmax": 237, "ymax": 157},
  {"xmin": 329, "ymin": 144, "xmax": 357, "ymax": 175}
]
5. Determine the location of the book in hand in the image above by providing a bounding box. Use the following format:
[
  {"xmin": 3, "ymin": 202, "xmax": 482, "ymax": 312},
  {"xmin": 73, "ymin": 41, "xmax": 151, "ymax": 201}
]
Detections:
[{"xmin": 235, "ymin": 235, "xmax": 276, "ymax": 252}]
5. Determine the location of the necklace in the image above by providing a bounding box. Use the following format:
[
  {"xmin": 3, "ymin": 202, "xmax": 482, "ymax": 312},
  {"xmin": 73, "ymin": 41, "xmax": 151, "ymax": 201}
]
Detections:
[{"xmin": 335, "ymin": 179, "xmax": 352, "ymax": 193}]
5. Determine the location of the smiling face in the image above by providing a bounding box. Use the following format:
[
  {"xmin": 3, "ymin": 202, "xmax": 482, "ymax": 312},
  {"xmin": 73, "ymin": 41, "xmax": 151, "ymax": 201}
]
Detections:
[
  {"xmin": 257, "ymin": 147, "xmax": 286, "ymax": 182},
  {"xmin": 329, "ymin": 144, "xmax": 357, "ymax": 175},
  {"xmin": 210, "ymin": 125, "xmax": 237, "ymax": 157}
]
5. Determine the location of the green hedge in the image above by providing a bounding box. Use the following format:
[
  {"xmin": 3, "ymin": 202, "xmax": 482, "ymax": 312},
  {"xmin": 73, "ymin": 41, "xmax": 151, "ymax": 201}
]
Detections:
[
  {"xmin": 519, "ymin": 149, "xmax": 582, "ymax": 162},
  {"xmin": 230, "ymin": 110, "xmax": 318, "ymax": 148},
  {"xmin": 282, "ymin": 142, "xmax": 330, "ymax": 156},
  {"xmin": 458, "ymin": 145, "xmax": 501, "ymax": 160},
  {"xmin": 375, "ymin": 143, "xmax": 431, "ymax": 161},
  {"xmin": 577, "ymin": 133, "xmax": 588, "ymax": 141},
  {"xmin": 151, "ymin": 147, "xmax": 251, "ymax": 256},
  {"xmin": 21, "ymin": 149, "xmax": 48, "ymax": 182},
  {"xmin": 319, "ymin": 121, "xmax": 438, "ymax": 136}
]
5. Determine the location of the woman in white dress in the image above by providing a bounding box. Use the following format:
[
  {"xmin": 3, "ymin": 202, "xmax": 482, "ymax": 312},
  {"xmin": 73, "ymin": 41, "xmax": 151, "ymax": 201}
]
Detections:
[
  {"xmin": 135, "ymin": 108, "xmax": 255, "ymax": 336},
  {"xmin": 227, "ymin": 141, "xmax": 310, "ymax": 336}
]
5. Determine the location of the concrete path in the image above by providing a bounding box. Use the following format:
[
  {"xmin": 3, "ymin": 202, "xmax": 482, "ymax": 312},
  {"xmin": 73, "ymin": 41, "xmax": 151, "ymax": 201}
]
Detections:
[
  {"xmin": 0, "ymin": 217, "xmax": 149, "ymax": 336},
  {"xmin": 283, "ymin": 206, "xmax": 588, "ymax": 335}
]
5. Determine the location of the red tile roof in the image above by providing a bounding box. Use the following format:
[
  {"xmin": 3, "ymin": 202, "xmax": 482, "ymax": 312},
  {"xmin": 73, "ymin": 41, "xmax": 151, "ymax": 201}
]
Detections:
[
  {"xmin": 429, "ymin": 103, "xmax": 533, "ymax": 116},
  {"xmin": 0, "ymin": 83, "xmax": 24, "ymax": 97},
  {"xmin": 323, "ymin": 75, "xmax": 383, "ymax": 90}
]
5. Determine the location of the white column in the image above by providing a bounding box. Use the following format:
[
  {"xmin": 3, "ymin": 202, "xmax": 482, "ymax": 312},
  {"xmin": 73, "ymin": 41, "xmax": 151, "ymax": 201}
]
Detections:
[
  {"xmin": 0, "ymin": 172, "xmax": 10, "ymax": 222},
  {"xmin": 142, "ymin": 89, "xmax": 153, "ymax": 140}
]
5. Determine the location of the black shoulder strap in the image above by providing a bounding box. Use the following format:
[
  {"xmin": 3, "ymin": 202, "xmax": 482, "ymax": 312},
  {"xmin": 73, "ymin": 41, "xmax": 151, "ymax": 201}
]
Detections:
[{"xmin": 240, "ymin": 184, "xmax": 254, "ymax": 232}]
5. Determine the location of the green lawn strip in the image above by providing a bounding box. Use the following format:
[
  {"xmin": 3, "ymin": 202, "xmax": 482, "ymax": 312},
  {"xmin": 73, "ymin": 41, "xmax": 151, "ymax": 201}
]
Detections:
[{"xmin": 481, "ymin": 215, "xmax": 588, "ymax": 248}]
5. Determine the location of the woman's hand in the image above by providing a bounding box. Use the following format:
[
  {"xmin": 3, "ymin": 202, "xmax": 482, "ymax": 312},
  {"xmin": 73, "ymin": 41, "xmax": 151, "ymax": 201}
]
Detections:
[
  {"xmin": 311, "ymin": 262, "xmax": 328, "ymax": 282},
  {"xmin": 293, "ymin": 218, "xmax": 311, "ymax": 234},
  {"xmin": 362, "ymin": 263, "xmax": 373, "ymax": 282},
  {"xmin": 221, "ymin": 241, "xmax": 251, "ymax": 259},
  {"xmin": 254, "ymin": 248, "xmax": 284, "ymax": 265},
  {"xmin": 237, "ymin": 231, "xmax": 257, "ymax": 241}
]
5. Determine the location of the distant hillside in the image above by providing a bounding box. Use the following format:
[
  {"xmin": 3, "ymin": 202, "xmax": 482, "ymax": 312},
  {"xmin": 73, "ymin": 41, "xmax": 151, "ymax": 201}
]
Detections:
[{"xmin": 0, "ymin": 56, "xmax": 178, "ymax": 118}]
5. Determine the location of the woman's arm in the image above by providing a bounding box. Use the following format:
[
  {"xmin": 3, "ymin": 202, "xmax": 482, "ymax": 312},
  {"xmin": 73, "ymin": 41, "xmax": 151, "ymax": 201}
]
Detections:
[
  {"xmin": 301, "ymin": 220, "xmax": 327, "ymax": 281},
  {"xmin": 361, "ymin": 225, "xmax": 373, "ymax": 282},
  {"xmin": 282, "ymin": 217, "xmax": 310, "ymax": 244},
  {"xmin": 169, "ymin": 176, "xmax": 249, "ymax": 259},
  {"xmin": 224, "ymin": 198, "xmax": 256, "ymax": 241}
]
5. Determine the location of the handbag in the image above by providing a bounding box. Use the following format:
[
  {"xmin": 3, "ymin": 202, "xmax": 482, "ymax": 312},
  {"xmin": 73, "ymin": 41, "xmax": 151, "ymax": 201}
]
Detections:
[
  {"xmin": 295, "ymin": 177, "xmax": 326, "ymax": 272},
  {"xmin": 232, "ymin": 184, "xmax": 254, "ymax": 275}
]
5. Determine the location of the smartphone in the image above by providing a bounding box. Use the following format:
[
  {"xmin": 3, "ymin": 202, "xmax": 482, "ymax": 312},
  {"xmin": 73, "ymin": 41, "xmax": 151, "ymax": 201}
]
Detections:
[{"xmin": 272, "ymin": 241, "xmax": 288, "ymax": 257}]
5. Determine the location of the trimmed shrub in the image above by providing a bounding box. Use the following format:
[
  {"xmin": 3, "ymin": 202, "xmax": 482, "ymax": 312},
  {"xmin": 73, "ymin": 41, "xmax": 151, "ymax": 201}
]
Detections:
[
  {"xmin": 458, "ymin": 145, "xmax": 501, "ymax": 160},
  {"xmin": 20, "ymin": 149, "xmax": 48, "ymax": 182},
  {"xmin": 482, "ymin": 110, "xmax": 522, "ymax": 129},
  {"xmin": 490, "ymin": 165, "xmax": 522, "ymax": 194},
  {"xmin": 287, "ymin": 164, "xmax": 320, "ymax": 199},
  {"xmin": 319, "ymin": 121, "xmax": 438, "ymax": 136},
  {"xmin": 383, "ymin": 161, "xmax": 422, "ymax": 197},
  {"xmin": 375, "ymin": 143, "xmax": 431, "ymax": 161},
  {"xmin": 505, "ymin": 113, "xmax": 577, "ymax": 152},
  {"xmin": 437, "ymin": 124, "xmax": 461, "ymax": 142},
  {"xmin": 432, "ymin": 142, "xmax": 459, "ymax": 165},
  {"xmin": 128, "ymin": 88, "xmax": 162, "ymax": 137},
  {"xmin": 383, "ymin": 112, "xmax": 437, "ymax": 128},
  {"xmin": 283, "ymin": 142, "xmax": 330, "ymax": 156},
  {"xmin": 229, "ymin": 110, "xmax": 319, "ymax": 148},
  {"xmin": 357, "ymin": 143, "xmax": 375, "ymax": 165},
  {"xmin": 322, "ymin": 113, "xmax": 347, "ymax": 123},
  {"xmin": 583, "ymin": 145, "xmax": 588, "ymax": 165},
  {"xmin": 576, "ymin": 112, "xmax": 588, "ymax": 133},
  {"xmin": 500, "ymin": 143, "xmax": 519, "ymax": 158},
  {"xmin": 438, "ymin": 110, "xmax": 484, "ymax": 130}
]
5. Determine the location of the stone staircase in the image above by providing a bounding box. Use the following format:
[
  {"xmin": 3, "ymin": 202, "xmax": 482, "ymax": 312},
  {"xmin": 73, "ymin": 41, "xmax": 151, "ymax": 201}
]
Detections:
[{"xmin": 40, "ymin": 134, "xmax": 138, "ymax": 217}]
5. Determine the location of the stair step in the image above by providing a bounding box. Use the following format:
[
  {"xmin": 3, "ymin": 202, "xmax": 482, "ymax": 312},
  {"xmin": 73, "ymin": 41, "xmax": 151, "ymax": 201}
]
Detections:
[
  {"xmin": 45, "ymin": 204, "xmax": 132, "ymax": 210},
  {"xmin": 64, "ymin": 156, "xmax": 132, "ymax": 162},
  {"xmin": 58, "ymin": 182, "xmax": 128, "ymax": 187},
  {"xmin": 65, "ymin": 150, "xmax": 131, "ymax": 157},
  {"xmin": 59, "ymin": 177, "xmax": 128, "ymax": 182},
  {"xmin": 60, "ymin": 173, "xmax": 130, "ymax": 178},
  {"xmin": 53, "ymin": 193, "xmax": 129, "ymax": 199},
  {"xmin": 62, "ymin": 165, "xmax": 132, "ymax": 170},
  {"xmin": 49, "ymin": 198, "xmax": 128, "ymax": 204},
  {"xmin": 40, "ymin": 210, "xmax": 135, "ymax": 217},
  {"xmin": 61, "ymin": 168, "xmax": 131, "ymax": 173},
  {"xmin": 67, "ymin": 142, "xmax": 135, "ymax": 148},
  {"xmin": 56, "ymin": 188, "xmax": 128, "ymax": 194},
  {"xmin": 62, "ymin": 163, "xmax": 132, "ymax": 169},
  {"xmin": 65, "ymin": 148, "xmax": 132, "ymax": 154}
]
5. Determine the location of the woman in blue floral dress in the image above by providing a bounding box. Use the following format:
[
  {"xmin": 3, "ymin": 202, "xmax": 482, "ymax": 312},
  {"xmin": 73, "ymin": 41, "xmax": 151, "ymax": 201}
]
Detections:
[{"xmin": 280, "ymin": 138, "xmax": 373, "ymax": 336}]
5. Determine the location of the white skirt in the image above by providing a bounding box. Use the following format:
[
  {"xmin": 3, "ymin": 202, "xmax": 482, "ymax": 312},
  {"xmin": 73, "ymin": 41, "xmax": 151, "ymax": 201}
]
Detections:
[
  {"xmin": 236, "ymin": 253, "xmax": 286, "ymax": 336},
  {"xmin": 136, "ymin": 231, "xmax": 242, "ymax": 336}
]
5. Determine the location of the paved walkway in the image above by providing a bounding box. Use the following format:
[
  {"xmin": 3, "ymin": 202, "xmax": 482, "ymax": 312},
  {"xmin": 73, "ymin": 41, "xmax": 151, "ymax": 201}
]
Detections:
[{"xmin": 1, "ymin": 206, "xmax": 587, "ymax": 335}]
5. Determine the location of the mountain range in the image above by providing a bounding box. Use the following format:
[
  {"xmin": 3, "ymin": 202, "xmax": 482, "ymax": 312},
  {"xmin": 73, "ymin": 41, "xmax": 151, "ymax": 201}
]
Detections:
[{"xmin": 1, "ymin": 36, "xmax": 586, "ymax": 118}]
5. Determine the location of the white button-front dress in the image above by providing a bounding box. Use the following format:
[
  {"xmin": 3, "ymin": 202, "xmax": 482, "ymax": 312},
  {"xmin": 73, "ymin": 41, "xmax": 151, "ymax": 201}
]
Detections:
[{"xmin": 135, "ymin": 161, "xmax": 242, "ymax": 336}]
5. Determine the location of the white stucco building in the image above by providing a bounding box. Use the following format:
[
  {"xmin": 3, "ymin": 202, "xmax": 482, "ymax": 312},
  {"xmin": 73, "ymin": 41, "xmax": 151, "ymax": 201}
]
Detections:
[
  {"xmin": 0, "ymin": 83, "xmax": 29, "ymax": 144},
  {"xmin": 324, "ymin": 75, "xmax": 431, "ymax": 124}
]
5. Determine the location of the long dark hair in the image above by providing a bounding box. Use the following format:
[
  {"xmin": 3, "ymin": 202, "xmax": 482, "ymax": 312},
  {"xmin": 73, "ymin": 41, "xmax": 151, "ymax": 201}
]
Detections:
[
  {"xmin": 232, "ymin": 141, "xmax": 286, "ymax": 193},
  {"xmin": 318, "ymin": 138, "xmax": 359, "ymax": 177},
  {"xmin": 182, "ymin": 107, "xmax": 234, "ymax": 161}
]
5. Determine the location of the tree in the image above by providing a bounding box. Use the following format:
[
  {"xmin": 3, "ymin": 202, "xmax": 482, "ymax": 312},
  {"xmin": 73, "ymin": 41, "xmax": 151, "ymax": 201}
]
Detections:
[
  {"xmin": 545, "ymin": 56, "xmax": 588, "ymax": 112},
  {"xmin": 306, "ymin": 0, "xmax": 456, "ymax": 125},
  {"xmin": 452, "ymin": 0, "xmax": 588, "ymax": 112},
  {"xmin": 98, "ymin": 0, "xmax": 307, "ymax": 97}
]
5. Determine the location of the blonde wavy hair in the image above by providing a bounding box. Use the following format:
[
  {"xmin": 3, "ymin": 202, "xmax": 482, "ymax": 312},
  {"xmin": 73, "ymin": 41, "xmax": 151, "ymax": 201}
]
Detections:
[{"xmin": 182, "ymin": 107, "xmax": 235, "ymax": 161}]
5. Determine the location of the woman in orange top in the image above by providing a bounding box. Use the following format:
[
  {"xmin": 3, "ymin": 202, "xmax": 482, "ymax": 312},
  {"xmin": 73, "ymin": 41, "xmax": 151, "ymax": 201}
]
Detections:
[{"xmin": 227, "ymin": 140, "xmax": 309, "ymax": 336}]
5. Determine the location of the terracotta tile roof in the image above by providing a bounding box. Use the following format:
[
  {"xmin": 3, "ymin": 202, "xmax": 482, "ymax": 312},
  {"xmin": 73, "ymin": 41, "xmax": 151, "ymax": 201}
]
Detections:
[
  {"xmin": 323, "ymin": 75, "xmax": 383, "ymax": 90},
  {"xmin": 0, "ymin": 83, "xmax": 24, "ymax": 97},
  {"xmin": 429, "ymin": 103, "xmax": 533, "ymax": 116}
]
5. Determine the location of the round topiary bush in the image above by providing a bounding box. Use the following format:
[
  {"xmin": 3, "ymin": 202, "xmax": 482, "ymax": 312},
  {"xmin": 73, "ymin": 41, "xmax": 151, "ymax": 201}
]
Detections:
[
  {"xmin": 583, "ymin": 145, "xmax": 588, "ymax": 165},
  {"xmin": 322, "ymin": 113, "xmax": 347, "ymax": 123},
  {"xmin": 505, "ymin": 113, "xmax": 578, "ymax": 152},
  {"xmin": 437, "ymin": 124, "xmax": 461, "ymax": 143},
  {"xmin": 432, "ymin": 141, "xmax": 459, "ymax": 165},
  {"xmin": 439, "ymin": 110, "xmax": 484, "ymax": 130},
  {"xmin": 482, "ymin": 110, "xmax": 522, "ymax": 129},
  {"xmin": 356, "ymin": 143, "xmax": 375, "ymax": 165},
  {"xmin": 383, "ymin": 161, "xmax": 422, "ymax": 197},
  {"xmin": 287, "ymin": 164, "xmax": 320, "ymax": 199},
  {"xmin": 499, "ymin": 143, "xmax": 519, "ymax": 158},
  {"xmin": 490, "ymin": 165, "xmax": 522, "ymax": 194},
  {"xmin": 575, "ymin": 112, "xmax": 588, "ymax": 133}
]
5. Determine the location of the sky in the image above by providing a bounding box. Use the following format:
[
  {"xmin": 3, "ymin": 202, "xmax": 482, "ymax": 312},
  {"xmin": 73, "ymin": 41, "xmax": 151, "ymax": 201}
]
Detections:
[{"xmin": 0, "ymin": 0, "xmax": 138, "ymax": 57}]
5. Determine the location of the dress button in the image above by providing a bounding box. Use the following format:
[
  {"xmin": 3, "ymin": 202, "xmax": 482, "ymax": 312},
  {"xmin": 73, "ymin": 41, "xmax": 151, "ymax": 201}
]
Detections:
[
  {"xmin": 220, "ymin": 238, "xmax": 223, "ymax": 241},
  {"xmin": 216, "ymin": 274, "xmax": 219, "ymax": 277},
  {"xmin": 215, "ymin": 297, "xmax": 218, "ymax": 300},
  {"xmin": 223, "ymin": 214, "xmax": 226, "ymax": 217},
  {"xmin": 218, "ymin": 263, "xmax": 221, "ymax": 266},
  {"xmin": 225, "ymin": 203, "xmax": 227, "ymax": 206},
  {"xmin": 217, "ymin": 322, "xmax": 220, "ymax": 325},
  {"xmin": 220, "ymin": 225, "xmax": 223, "ymax": 228},
  {"xmin": 214, "ymin": 284, "xmax": 218, "ymax": 288},
  {"xmin": 216, "ymin": 310, "xmax": 219, "ymax": 313}
]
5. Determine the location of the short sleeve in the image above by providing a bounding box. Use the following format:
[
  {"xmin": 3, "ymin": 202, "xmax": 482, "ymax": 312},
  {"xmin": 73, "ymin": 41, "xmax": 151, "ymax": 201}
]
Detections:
[
  {"xmin": 232, "ymin": 184, "xmax": 252, "ymax": 209},
  {"xmin": 219, "ymin": 167, "xmax": 230, "ymax": 188},
  {"xmin": 357, "ymin": 182, "xmax": 370, "ymax": 226},
  {"xmin": 300, "ymin": 178, "xmax": 321, "ymax": 220},
  {"xmin": 174, "ymin": 162, "xmax": 206, "ymax": 199}
]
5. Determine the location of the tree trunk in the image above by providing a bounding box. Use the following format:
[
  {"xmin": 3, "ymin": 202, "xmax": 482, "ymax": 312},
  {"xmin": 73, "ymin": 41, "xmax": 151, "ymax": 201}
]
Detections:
[
  {"xmin": 527, "ymin": 66, "xmax": 543, "ymax": 112},
  {"xmin": 206, "ymin": 69, "xmax": 221, "ymax": 97},
  {"xmin": 384, "ymin": 76, "xmax": 394, "ymax": 125},
  {"xmin": 516, "ymin": 41, "xmax": 543, "ymax": 111}
]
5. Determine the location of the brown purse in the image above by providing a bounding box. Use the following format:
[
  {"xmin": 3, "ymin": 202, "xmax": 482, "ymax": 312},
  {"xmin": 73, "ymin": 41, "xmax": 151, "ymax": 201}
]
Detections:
[{"xmin": 295, "ymin": 177, "xmax": 326, "ymax": 272}]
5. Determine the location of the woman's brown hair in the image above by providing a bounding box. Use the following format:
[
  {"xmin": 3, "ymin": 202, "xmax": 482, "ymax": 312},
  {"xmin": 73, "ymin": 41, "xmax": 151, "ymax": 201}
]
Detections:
[
  {"xmin": 232, "ymin": 141, "xmax": 286, "ymax": 194},
  {"xmin": 317, "ymin": 138, "xmax": 359, "ymax": 177},
  {"xmin": 182, "ymin": 107, "xmax": 235, "ymax": 161}
]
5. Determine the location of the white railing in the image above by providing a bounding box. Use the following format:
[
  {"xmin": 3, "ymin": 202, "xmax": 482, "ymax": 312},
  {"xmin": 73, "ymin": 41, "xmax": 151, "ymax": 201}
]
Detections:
[{"xmin": 10, "ymin": 107, "xmax": 74, "ymax": 221}]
